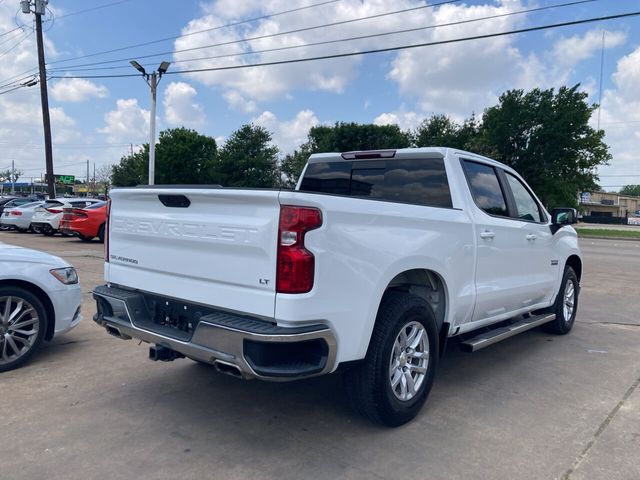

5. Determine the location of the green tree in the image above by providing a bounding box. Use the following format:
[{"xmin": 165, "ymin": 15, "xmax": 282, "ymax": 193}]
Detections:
[
  {"xmin": 620, "ymin": 185, "xmax": 640, "ymax": 197},
  {"xmin": 280, "ymin": 147, "xmax": 311, "ymax": 188},
  {"xmin": 111, "ymin": 145, "xmax": 148, "ymax": 187},
  {"xmin": 155, "ymin": 127, "xmax": 217, "ymax": 185},
  {"xmin": 0, "ymin": 169, "xmax": 23, "ymax": 183},
  {"xmin": 214, "ymin": 124, "xmax": 279, "ymax": 187},
  {"xmin": 479, "ymin": 85, "xmax": 610, "ymax": 208},
  {"xmin": 306, "ymin": 122, "xmax": 412, "ymax": 153},
  {"xmin": 110, "ymin": 128, "xmax": 218, "ymax": 186},
  {"xmin": 415, "ymin": 114, "xmax": 481, "ymax": 151}
]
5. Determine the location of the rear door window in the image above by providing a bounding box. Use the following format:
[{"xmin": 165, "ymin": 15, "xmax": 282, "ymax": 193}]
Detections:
[
  {"xmin": 461, "ymin": 160, "xmax": 509, "ymax": 217},
  {"xmin": 300, "ymin": 158, "xmax": 453, "ymax": 208}
]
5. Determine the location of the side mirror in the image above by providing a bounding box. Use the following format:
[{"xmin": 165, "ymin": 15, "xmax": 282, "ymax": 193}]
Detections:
[{"xmin": 551, "ymin": 207, "xmax": 577, "ymax": 226}]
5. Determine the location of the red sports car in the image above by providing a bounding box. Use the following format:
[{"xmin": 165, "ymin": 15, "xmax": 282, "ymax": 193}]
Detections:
[{"xmin": 60, "ymin": 201, "xmax": 108, "ymax": 242}]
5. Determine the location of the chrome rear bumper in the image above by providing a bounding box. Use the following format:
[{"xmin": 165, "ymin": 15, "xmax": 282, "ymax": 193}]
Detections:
[{"xmin": 93, "ymin": 284, "xmax": 337, "ymax": 381}]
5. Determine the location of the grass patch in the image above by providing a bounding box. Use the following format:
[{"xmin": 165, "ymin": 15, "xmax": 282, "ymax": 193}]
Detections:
[{"xmin": 575, "ymin": 228, "xmax": 640, "ymax": 239}]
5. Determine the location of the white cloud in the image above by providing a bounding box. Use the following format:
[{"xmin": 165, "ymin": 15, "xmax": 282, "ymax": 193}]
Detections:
[
  {"xmin": 374, "ymin": 111, "xmax": 422, "ymax": 131},
  {"xmin": 594, "ymin": 46, "xmax": 640, "ymax": 190},
  {"xmin": 51, "ymin": 78, "xmax": 109, "ymax": 102},
  {"xmin": 163, "ymin": 81, "xmax": 206, "ymax": 128},
  {"xmin": 223, "ymin": 91, "xmax": 257, "ymax": 113},
  {"xmin": 552, "ymin": 30, "xmax": 626, "ymax": 68},
  {"xmin": 98, "ymin": 98, "xmax": 150, "ymax": 143},
  {"xmin": 252, "ymin": 109, "xmax": 319, "ymax": 154}
]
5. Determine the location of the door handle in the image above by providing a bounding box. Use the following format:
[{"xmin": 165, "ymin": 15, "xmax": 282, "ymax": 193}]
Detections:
[
  {"xmin": 480, "ymin": 230, "xmax": 495, "ymax": 239},
  {"xmin": 526, "ymin": 234, "xmax": 537, "ymax": 241}
]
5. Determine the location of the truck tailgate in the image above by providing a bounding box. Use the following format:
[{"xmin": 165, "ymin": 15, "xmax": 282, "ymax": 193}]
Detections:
[{"xmin": 107, "ymin": 188, "xmax": 280, "ymax": 318}]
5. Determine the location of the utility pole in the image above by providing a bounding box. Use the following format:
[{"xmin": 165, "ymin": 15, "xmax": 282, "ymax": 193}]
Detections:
[
  {"xmin": 86, "ymin": 159, "xmax": 90, "ymax": 197},
  {"xmin": 130, "ymin": 60, "xmax": 171, "ymax": 185},
  {"xmin": 11, "ymin": 160, "xmax": 15, "ymax": 195},
  {"xmin": 22, "ymin": 0, "xmax": 55, "ymax": 198}
]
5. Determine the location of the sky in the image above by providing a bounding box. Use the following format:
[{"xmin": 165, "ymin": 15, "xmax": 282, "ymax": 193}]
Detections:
[{"xmin": 0, "ymin": 0, "xmax": 638, "ymax": 191}]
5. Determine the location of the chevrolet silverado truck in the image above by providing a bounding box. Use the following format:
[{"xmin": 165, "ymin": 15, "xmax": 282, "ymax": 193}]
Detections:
[{"xmin": 93, "ymin": 147, "xmax": 582, "ymax": 426}]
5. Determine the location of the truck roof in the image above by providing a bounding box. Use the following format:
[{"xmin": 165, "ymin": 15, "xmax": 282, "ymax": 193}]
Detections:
[{"xmin": 307, "ymin": 147, "xmax": 513, "ymax": 173}]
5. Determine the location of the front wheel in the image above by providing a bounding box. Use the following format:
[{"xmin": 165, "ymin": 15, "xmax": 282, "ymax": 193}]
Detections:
[
  {"xmin": 344, "ymin": 291, "xmax": 439, "ymax": 427},
  {"xmin": 0, "ymin": 287, "xmax": 47, "ymax": 372},
  {"xmin": 544, "ymin": 266, "xmax": 579, "ymax": 335}
]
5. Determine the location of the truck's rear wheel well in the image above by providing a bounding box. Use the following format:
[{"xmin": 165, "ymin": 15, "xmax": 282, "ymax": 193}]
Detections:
[
  {"xmin": 566, "ymin": 255, "xmax": 582, "ymax": 282},
  {"xmin": 0, "ymin": 279, "xmax": 55, "ymax": 340},
  {"xmin": 384, "ymin": 269, "xmax": 449, "ymax": 356}
]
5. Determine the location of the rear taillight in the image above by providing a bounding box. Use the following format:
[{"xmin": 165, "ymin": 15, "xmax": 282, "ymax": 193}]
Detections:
[
  {"xmin": 10, "ymin": 211, "xmax": 22, "ymax": 216},
  {"xmin": 46, "ymin": 208, "xmax": 62, "ymax": 214},
  {"xmin": 104, "ymin": 199, "xmax": 111, "ymax": 262},
  {"xmin": 276, "ymin": 206, "xmax": 322, "ymax": 294}
]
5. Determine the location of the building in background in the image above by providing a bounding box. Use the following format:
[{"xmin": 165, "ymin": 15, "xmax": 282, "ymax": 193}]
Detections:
[{"xmin": 580, "ymin": 191, "xmax": 640, "ymax": 224}]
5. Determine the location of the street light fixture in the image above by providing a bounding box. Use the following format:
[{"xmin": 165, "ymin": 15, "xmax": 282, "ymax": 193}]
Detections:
[{"xmin": 130, "ymin": 60, "xmax": 171, "ymax": 185}]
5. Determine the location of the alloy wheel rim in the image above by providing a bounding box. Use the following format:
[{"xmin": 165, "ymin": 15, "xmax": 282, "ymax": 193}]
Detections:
[
  {"xmin": 0, "ymin": 296, "xmax": 39, "ymax": 365},
  {"xmin": 563, "ymin": 280, "xmax": 575, "ymax": 322},
  {"xmin": 389, "ymin": 321, "xmax": 429, "ymax": 402}
]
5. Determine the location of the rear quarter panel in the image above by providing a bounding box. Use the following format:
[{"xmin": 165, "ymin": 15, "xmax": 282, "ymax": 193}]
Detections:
[{"xmin": 276, "ymin": 190, "xmax": 476, "ymax": 364}]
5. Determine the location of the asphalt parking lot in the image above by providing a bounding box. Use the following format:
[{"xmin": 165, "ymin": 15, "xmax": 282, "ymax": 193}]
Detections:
[{"xmin": 1, "ymin": 231, "xmax": 639, "ymax": 480}]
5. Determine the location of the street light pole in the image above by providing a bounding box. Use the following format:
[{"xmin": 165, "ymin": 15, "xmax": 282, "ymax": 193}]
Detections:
[
  {"xmin": 149, "ymin": 72, "xmax": 157, "ymax": 186},
  {"xmin": 130, "ymin": 60, "xmax": 171, "ymax": 185}
]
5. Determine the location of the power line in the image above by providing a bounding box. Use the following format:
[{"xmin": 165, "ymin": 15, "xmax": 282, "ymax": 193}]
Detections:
[
  {"xmin": 0, "ymin": 26, "xmax": 23, "ymax": 38},
  {"xmin": 55, "ymin": 0, "xmax": 134, "ymax": 20},
  {"xmin": 0, "ymin": 30, "xmax": 31, "ymax": 60},
  {"xmin": 0, "ymin": 67, "xmax": 40, "ymax": 89},
  {"xmin": 46, "ymin": 0, "xmax": 599, "ymax": 74},
  {"xmin": 46, "ymin": 0, "xmax": 462, "ymax": 68},
  {"xmin": 49, "ymin": 10, "xmax": 640, "ymax": 80},
  {"xmin": 49, "ymin": 0, "xmax": 343, "ymax": 68}
]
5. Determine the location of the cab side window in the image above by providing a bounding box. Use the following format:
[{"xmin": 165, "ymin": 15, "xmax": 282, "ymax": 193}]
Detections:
[
  {"xmin": 462, "ymin": 160, "xmax": 508, "ymax": 217},
  {"xmin": 505, "ymin": 173, "xmax": 543, "ymax": 223}
]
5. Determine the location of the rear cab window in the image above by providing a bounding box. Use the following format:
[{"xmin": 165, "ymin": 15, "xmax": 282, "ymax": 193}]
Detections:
[
  {"xmin": 461, "ymin": 160, "xmax": 509, "ymax": 216},
  {"xmin": 300, "ymin": 158, "xmax": 453, "ymax": 208}
]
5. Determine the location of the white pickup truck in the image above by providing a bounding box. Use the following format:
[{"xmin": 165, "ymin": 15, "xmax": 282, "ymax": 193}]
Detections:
[{"xmin": 93, "ymin": 147, "xmax": 582, "ymax": 426}]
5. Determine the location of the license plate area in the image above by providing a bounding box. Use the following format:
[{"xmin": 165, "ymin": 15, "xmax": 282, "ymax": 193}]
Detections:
[{"xmin": 133, "ymin": 293, "xmax": 217, "ymax": 341}]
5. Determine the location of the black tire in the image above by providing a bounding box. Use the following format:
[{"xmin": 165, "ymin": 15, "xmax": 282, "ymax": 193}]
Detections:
[
  {"xmin": 97, "ymin": 224, "xmax": 105, "ymax": 243},
  {"xmin": 543, "ymin": 266, "xmax": 579, "ymax": 335},
  {"xmin": 0, "ymin": 286, "xmax": 48, "ymax": 372},
  {"xmin": 42, "ymin": 229, "xmax": 55, "ymax": 236},
  {"xmin": 78, "ymin": 234, "xmax": 94, "ymax": 242},
  {"xmin": 344, "ymin": 291, "xmax": 439, "ymax": 427}
]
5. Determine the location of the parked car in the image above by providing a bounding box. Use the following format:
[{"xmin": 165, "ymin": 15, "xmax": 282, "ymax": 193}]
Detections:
[
  {"xmin": 59, "ymin": 201, "xmax": 108, "ymax": 242},
  {"xmin": 0, "ymin": 197, "xmax": 37, "ymax": 229},
  {"xmin": 93, "ymin": 147, "xmax": 582, "ymax": 426},
  {"xmin": 31, "ymin": 198, "xmax": 102, "ymax": 235},
  {"xmin": 0, "ymin": 201, "xmax": 45, "ymax": 232},
  {"xmin": 0, "ymin": 242, "xmax": 82, "ymax": 371}
]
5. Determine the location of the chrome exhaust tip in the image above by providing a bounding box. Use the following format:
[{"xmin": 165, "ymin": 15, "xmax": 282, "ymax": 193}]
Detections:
[
  {"xmin": 213, "ymin": 359, "xmax": 243, "ymax": 379},
  {"xmin": 105, "ymin": 325, "xmax": 132, "ymax": 340}
]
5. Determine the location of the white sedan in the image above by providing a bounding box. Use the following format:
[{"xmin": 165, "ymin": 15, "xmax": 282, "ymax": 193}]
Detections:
[
  {"xmin": 0, "ymin": 242, "xmax": 82, "ymax": 371},
  {"xmin": 0, "ymin": 201, "xmax": 44, "ymax": 232}
]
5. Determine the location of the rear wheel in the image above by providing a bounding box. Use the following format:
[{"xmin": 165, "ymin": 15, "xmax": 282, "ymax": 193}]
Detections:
[
  {"xmin": 344, "ymin": 291, "xmax": 438, "ymax": 427},
  {"xmin": 0, "ymin": 287, "xmax": 47, "ymax": 372},
  {"xmin": 97, "ymin": 224, "xmax": 105, "ymax": 243},
  {"xmin": 78, "ymin": 234, "xmax": 93, "ymax": 242},
  {"xmin": 544, "ymin": 266, "xmax": 579, "ymax": 335},
  {"xmin": 42, "ymin": 229, "xmax": 55, "ymax": 236}
]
